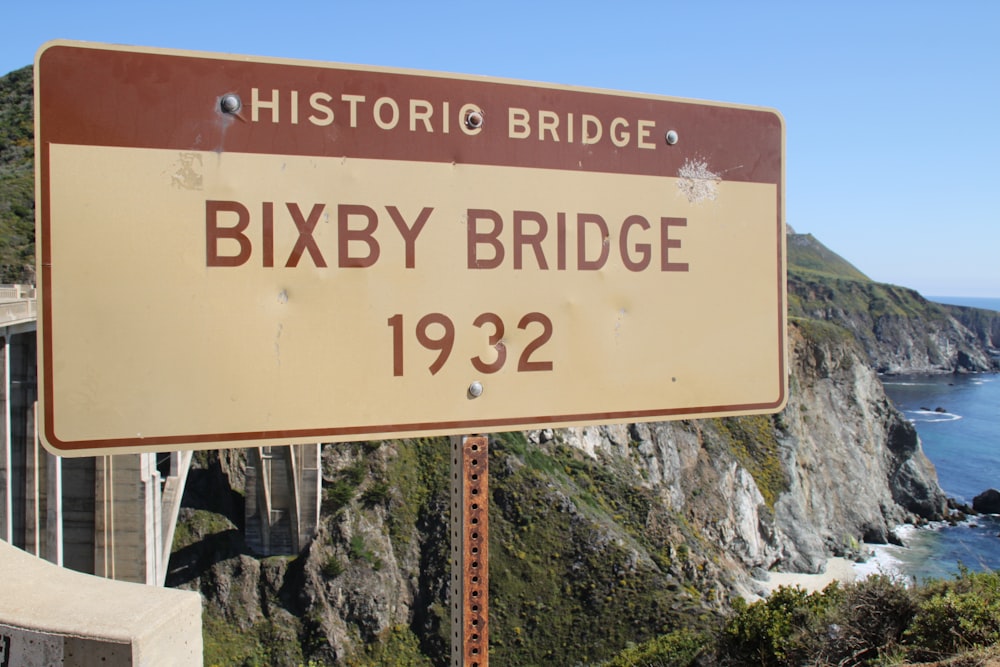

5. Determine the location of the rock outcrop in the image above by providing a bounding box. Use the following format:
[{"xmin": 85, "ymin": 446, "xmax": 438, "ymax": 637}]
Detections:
[
  {"xmin": 556, "ymin": 319, "xmax": 945, "ymax": 581},
  {"xmin": 945, "ymin": 304, "xmax": 1000, "ymax": 354}
]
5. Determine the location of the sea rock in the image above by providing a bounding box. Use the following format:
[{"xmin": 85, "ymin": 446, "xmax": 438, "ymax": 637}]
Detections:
[{"xmin": 972, "ymin": 488, "xmax": 1000, "ymax": 514}]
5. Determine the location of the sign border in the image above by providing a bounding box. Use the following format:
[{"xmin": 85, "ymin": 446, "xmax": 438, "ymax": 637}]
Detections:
[{"xmin": 35, "ymin": 40, "xmax": 786, "ymax": 455}]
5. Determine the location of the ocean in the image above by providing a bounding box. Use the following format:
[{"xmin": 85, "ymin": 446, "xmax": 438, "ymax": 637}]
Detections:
[
  {"xmin": 869, "ymin": 296, "xmax": 1000, "ymax": 582},
  {"xmin": 876, "ymin": 373, "xmax": 1000, "ymax": 581},
  {"xmin": 927, "ymin": 295, "xmax": 1000, "ymax": 311}
]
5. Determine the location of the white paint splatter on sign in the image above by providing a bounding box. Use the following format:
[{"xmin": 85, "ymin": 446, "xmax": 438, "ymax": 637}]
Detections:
[{"xmin": 677, "ymin": 158, "xmax": 721, "ymax": 204}]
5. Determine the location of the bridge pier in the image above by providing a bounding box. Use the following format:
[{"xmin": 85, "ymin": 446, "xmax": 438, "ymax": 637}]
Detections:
[
  {"xmin": 9, "ymin": 445, "xmax": 182, "ymax": 585},
  {"xmin": 245, "ymin": 443, "xmax": 322, "ymax": 556},
  {"xmin": 0, "ymin": 324, "xmax": 37, "ymax": 550}
]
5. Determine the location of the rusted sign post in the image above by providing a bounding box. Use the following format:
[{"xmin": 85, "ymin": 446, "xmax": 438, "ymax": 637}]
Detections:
[
  {"xmin": 36, "ymin": 42, "xmax": 785, "ymax": 666},
  {"xmin": 451, "ymin": 436, "xmax": 489, "ymax": 666}
]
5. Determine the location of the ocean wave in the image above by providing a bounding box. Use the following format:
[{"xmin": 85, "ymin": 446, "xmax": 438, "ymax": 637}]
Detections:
[
  {"xmin": 894, "ymin": 523, "xmax": 922, "ymax": 540},
  {"xmin": 853, "ymin": 545, "xmax": 906, "ymax": 581},
  {"xmin": 907, "ymin": 410, "xmax": 962, "ymax": 423},
  {"xmin": 853, "ymin": 524, "xmax": 943, "ymax": 584}
]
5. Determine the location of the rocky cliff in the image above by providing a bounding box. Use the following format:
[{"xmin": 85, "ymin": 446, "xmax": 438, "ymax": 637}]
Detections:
[
  {"xmin": 943, "ymin": 302, "xmax": 1000, "ymax": 354},
  {"xmin": 168, "ymin": 315, "xmax": 949, "ymax": 665},
  {"xmin": 788, "ymin": 232, "xmax": 998, "ymax": 374}
]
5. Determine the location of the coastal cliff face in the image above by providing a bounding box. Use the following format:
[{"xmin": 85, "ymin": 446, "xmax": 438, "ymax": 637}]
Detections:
[
  {"xmin": 556, "ymin": 319, "xmax": 945, "ymax": 581},
  {"xmin": 770, "ymin": 322, "xmax": 946, "ymax": 568},
  {"xmin": 170, "ymin": 318, "xmax": 948, "ymax": 664},
  {"xmin": 944, "ymin": 303, "xmax": 1000, "ymax": 353},
  {"xmin": 788, "ymin": 234, "xmax": 998, "ymax": 374}
]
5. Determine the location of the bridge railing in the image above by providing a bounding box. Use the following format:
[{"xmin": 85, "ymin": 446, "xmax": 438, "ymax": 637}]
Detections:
[
  {"xmin": 0, "ymin": 285, "xmax": 37, "ymax": 326},
  {"xmin": 0, "ymin": 299, "xmax": 36, "ymax": 325},
  {"xmin": 0, "ymin": 284, "xmax": 35, "ymax": 300}
]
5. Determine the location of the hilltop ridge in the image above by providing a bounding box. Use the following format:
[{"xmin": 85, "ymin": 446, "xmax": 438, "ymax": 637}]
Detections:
[
  {"xmin": 786, "ymin": 229, "xmax": 998, "ymax": 373},
  {"xmin": 788, "ymin": 230, "xmax": 870, "ymax": 281}
]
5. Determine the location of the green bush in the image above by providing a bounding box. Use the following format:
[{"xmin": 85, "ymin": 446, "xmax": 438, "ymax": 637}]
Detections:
[
  {"xmin": 348, "ymin": 535, "xmax": 383, "ymax": 570},
  {"xmin": 664, "ymin": 570, "xmax": 998, "ymax": 667},
  {"xmin": 321, "ymin": 555, "xmax": 344, "ymax": 579},
  {"xmin": 360, "ymin": 480, "xmax": 391, "ymax": 508},
  {"xmin": 322, "ymin": 480, "xmax": 355, "ymax": 513},
  {"xmin": 822, "ymin": 574, "xmax": 916, "ymax": 666},
  {"xmin": 713, "ymin": 576, "xmax": 920, "ymax": 667},
  {"xmin": 599, "ymin": 629, "xmax": 707, "ymax": 667},
  {"xmin": 905, "ymin": 568, "xmax": 1000, "ymax": 661},
  {"xmin": 717, "ymin": 584, "xmax": 843, "ymax": 666},
  {"xmin": 344, "ymin": 625, "xmax": 433, "ymax": 666}
]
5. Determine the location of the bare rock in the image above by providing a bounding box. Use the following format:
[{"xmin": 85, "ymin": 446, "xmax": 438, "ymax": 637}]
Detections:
[{"xmin": 973, "ymin": 488, "xmax": 1000, "ymax": 514}]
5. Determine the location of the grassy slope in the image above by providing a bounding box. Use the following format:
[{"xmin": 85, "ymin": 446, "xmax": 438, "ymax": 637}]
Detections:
[
  {"xmin": 787, "ymin": 232, "xmax": 870, "ymax": 282},
  {"xmin": 787, "ymin": 231, "xmax": 954, "ymax": 324}
]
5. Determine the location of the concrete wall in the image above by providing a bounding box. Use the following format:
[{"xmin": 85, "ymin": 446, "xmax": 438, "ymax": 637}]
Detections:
[{"xmin": 0, "ymin": 541, "xmax": 202, "ymax": 666}]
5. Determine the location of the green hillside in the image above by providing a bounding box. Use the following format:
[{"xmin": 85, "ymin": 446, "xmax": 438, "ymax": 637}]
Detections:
[
  {"xmin": 787, "ymin": 231, "xmax": 870, "ymax": 281},
  {"xmin": 786, "ymin": 230, "xmax": 949, "ymax": 323},
  {"xmin": 0, "ymin": 65, "xmax": 33, "ymax": 283}
]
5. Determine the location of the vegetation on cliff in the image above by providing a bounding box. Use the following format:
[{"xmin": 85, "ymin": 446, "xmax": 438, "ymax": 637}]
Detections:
[
  {"xmin": 175, "ymin": 435, "xmax": 727, "ymax": 666},
  {"xmin": 0, "ymin": 66, "xmax": 34, "ymax": 282},
  {"xmin": 607, "ymin": 568, "xmax": 1000, "ymax": 667},
  {"xmin": 173, "ymin": 436, "xmax": 996, "ymax": 667}
]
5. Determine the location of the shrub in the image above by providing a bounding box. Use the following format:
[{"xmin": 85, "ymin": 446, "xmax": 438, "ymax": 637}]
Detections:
[
  {"xmin": 821, "ymin": 574, "xmax": 916, "ymax": 666},
  {"xmin": 905, "ymin": 568, "xmax": 1000, "ymax": 661},
  {"xmin": 606, "ymin": 569, "xmax": 1000, "ymax": 667},
  {"xmin": 717, "ymin": 584, "xmax": 843, "ymax": 666},
  {"xmin": 322, "ymin": 480, "xmax": 355, "ymax": 513},
  {"xmin": 321, "ymin": 556, "xmax": 344, "ymax": 579},
  {"xmin": 348, "ymin": 535, "xmax": 383, "ymax": 570},
  {"xmin": 360, "ymin": 481, "xmax": 391, "ymax": 508},
  {"xmin": 600, "ymin": 629, "xmax": 707, "ymax": 667}
]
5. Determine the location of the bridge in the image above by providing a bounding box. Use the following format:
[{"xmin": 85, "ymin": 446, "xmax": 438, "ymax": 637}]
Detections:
[{"xmin": 0, "ymin": 286, "xmax": 322, "ymax": 585}]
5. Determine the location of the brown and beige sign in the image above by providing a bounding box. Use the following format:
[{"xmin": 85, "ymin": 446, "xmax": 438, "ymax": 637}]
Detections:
[{"xmin": 36, "ymin": 41, "xmax": 786, "ymax": 455}]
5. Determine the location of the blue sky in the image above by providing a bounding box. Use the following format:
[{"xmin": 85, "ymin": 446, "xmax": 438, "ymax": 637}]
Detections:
[{"xmin": 5, "ymin": 1, "xmax": 999, "ymax": 297}]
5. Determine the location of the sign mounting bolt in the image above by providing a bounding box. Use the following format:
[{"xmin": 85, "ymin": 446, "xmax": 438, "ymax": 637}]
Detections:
[
  {"xmin": 665, "ymin": 130, "xmax": 679, "ymax": 145},
  {"xmin": 468, "ymin": 381, "xmax": 484, "ymax": 398},
  {"xmin": 465, "ymin": 109, "xmax": 484, "ymax": 130},
  {"xmin": 220, "ymin": 94, "xmax": 242, "ymax": 114}
]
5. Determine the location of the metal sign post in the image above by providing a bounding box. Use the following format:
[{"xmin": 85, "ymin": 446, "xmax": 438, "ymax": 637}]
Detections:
[{"xmin": 450, "ymin": 435, "xmax": 488, "ymax": 667}]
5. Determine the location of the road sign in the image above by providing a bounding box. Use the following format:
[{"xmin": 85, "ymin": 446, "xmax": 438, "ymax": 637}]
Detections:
[{"xmin": 36, "ymin": 41, "xmax": 786, "ymax": 455}]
